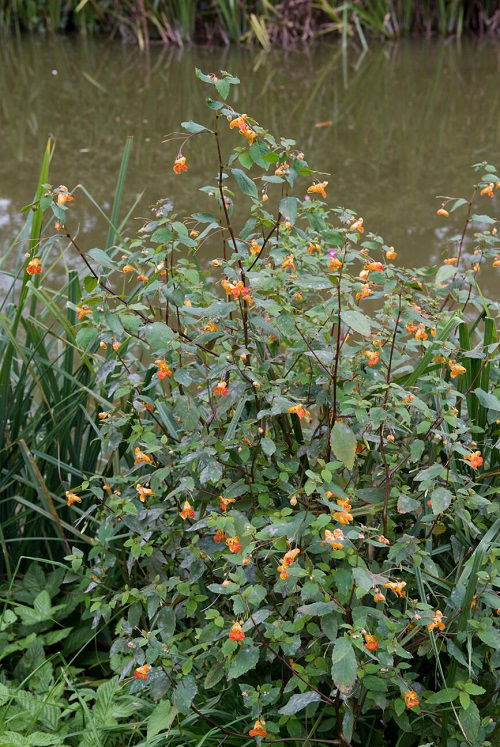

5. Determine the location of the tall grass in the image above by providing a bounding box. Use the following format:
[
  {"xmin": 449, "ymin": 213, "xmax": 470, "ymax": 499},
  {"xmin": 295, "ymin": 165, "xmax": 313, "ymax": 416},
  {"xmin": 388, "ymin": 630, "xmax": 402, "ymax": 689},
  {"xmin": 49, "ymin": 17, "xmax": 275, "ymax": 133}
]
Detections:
[
  {"xmin": 0, "ymin": 1, "xmax": 499, "ymax": 45},
  {"xmin": 0, "ymin": 137, "xmax": 134, "ymax": 579}
]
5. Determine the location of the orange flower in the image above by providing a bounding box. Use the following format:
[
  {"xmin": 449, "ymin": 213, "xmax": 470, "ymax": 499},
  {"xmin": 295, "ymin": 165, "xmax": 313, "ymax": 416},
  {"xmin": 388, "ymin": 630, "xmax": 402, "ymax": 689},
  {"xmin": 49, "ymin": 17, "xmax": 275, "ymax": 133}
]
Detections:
[
  {"xmin": 428, "ymin": 609, "xmax": 446, "ymax": 632},
  {"xmin": 293, "ymin": 292, "xmax": 304, "ymax": 301},
  {"xmin": 26, "ymin": 257, "xmax": 42, "ymax": 275},
  {"xmin": 364, "ymin": 350, "xmax": 380, "ymax": 367},
  {"xmin": 414, "ymin": 325, "xmax": 428, "ymax": 341},
  {"xmin": 134, "ymin": 447, "xmax": 154, "ymax": 466},
  {"xmin": 404, "ymin": 690, "xmax": 420, "ymax": 709},
  {"xmin": 226, "ymin": 536, "xmax": 242, "ymax": 553},
  {"xmin": 180, "ymin": 500, "xmax": 195, "ymax": 520},
  {"xmin": 228, "ymin": 621, "xmax": 245, "ymax": 641},
  {"xmin": 351, "ymin": 217, "xmax": 364, "ymax": 233},
  {"xmin": 377, "ymin": 535, "xmax": 390, "ymax": 545},
  {"xmin": 356, "ymin": 283, "xmax": 372, "ymax": 301},
  {"xmin": 493, "ymin": 258, "xmax": 500, "ymax": 267},
  {"xmin": 322, "ymin": 528, "xmax": 344, "ymax": 550},
  {"xmin": 222, "ymin": 279, "xmax": 253, "ymax": 304},
  {"xmin": 134, "ymin": 664, "xmax": 151, "ymax": 680},
  {"xmin": 443, "ymin": 257, "xmax": 458, "ymax": 265},
  {"xmin": 333, "ymin": 504, "xmax": 353, "ymax": 525},
  {"xmin": 386, "ymin": 247, "xmax": 397, "ymax": 260},
  {"xmin": 329, "ymin": 257, "xmax": 343, "ymax": 270},
  {"xmin": 204, "ymin": 321, "xmax": 218, "ymax": 332},
  {"xmin": 98, "ymin": 411, "xmax": 110, "ymax": 420},
  {"xmin": 307, "ymin": 181, "xmax": 328, "ymax": 199},
  {"xmin": 449, "ymin": 360, "xmax": 466, "ymax": 378},
  {"xmin": 277, "ymin": 547, "xmax": 300, "ymax": 579},
  {"xmin": 122, "ymin": 264, "xmax": 135, "ymax": 273},
  {"xmin": 404, "ymin": 395, "xmax": 415, "ymax": 404},
  {"xmin": 213, "ymin": 529, "xmax": 226, "ymax": 544},
  {"xmin": 406, "ymin": 323, "xmax": 418, "ymax": 334},
  {"xmin": 137, "ymin": 273, "xmax": 148, "ymax": 282},
  {"xmin": 436, "ymin": 208, "xmax": 449, "ymax": 217},
  {"xmin": 480, "ymin": 182, "xmax": 494, "ymax": 198},
  {"xmin": 364, "ymin": 634, "xmax": 379, "ymax": 652},
  {"xmin": 383, "ymin": 581, "xmax": 406, "ymax": 598},
  {"xmin": 281, "ymin": 254, "xmax": 296, "ymax": 270},
  {"xmin": 307, "ymin": 242, "xmax": 321, "ymax": 254},
  {"xmin": 219, "ymin": 496, "xmax": 236, "ymax": 511},
  {"xmin": 373, "ymin": 589, "xmax": 386, "ymax": 603},
  {"xmin": 249, "ymin": 239, "xmax": 261, "ymax": 255},
  {"xmin": 65, "ymin": 491, "xmax": 81, "ymax": 507},
  {"xmin": 275, "ymin": 162, "xmax": 289, "ymax": 177},
  {"xmin": 56, "ymin": 185, "xmax": 74, "ymax": 206},
  {"xmin": 229, "ymin": 114, "xmax": 257, "ymax": 144},
  {"xmin": 155, "ymin": 359, "xmax": 173, "ymax": 379},
  {"xmin": 77, "ymin": 305, "xmax": 92, "ymax": 320},
  {"xmin": 214, "ymin": 381, "xmax": 229, "ymax": 396},
  {"xmin": 364, "ymin": 261, "xmax": 383, "ymax": 272},
  {"xmin": 248, "ymin": 720, "xmax": 267, "ymax": 738},
  {"xmin": 464, "ymin": 450, "xmax": 483, "ymax": 469},
  {"xmin": 173, "ymin": 155, "xmax": 187, "ymax": 174},
  {"xmin": 136, "ymin": 484, "xmax": 154, "ymax": 503},
  {"xmin": 288, "ymin": 404, "xmax": 310, "ymax": 419}
]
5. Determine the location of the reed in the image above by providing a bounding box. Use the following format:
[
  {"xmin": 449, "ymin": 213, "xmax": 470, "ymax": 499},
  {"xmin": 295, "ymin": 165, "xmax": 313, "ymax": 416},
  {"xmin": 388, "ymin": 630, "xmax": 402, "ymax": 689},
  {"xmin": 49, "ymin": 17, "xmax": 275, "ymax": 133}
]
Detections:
[{"xmin": 0, "ymin": 1, "xmax": 498, "ymax": 45}]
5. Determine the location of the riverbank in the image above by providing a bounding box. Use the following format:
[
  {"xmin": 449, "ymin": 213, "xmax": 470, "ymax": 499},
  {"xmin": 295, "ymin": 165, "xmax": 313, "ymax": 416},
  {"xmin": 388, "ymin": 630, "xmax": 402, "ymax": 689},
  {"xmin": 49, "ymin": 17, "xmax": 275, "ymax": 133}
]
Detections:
[{"xmin": 1, "ymin": 0, "xmax": 499, "ymax": 48}]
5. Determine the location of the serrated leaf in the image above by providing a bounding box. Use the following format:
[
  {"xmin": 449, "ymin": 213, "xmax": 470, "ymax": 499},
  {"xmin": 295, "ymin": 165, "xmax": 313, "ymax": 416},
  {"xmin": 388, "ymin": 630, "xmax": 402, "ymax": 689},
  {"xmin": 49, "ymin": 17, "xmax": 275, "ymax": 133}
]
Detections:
[
  {"xmin": 227, "ymin": 645, "xmax": 259, "ymax": 680},
  {"xmin": 426, "ymin": 687, "xmax": 459, "ymax": 704},
  {"xmin": 181, "ymin": 120, "xmax": 209, "ymax": 134},
  {"xmin": 279, "ymin": 196, "xmax": 299, "ymax": 225},
  {"xmin": 473, "ymin": 387, "xmax": 500, "ymax": 411},
  {"xmin": 142, "ymin": 321, "xmax": 175, "ymax": 351},
  {"xmin": 76, "ymin": 326, "xmax": 97, "ymax": 349},
  {"xmin": 87, "ymin": 248, "xmax": 116, "ymax": 268},
  {"xmin": 174, "ymin": 675, "xmax": 197, "ymax": 714},
  {"xmin": 431, "ymin": 487, "xmax": 452, "ymax": 514},
  {"xmin": 341, "ymin": 310, "xmax": 371, "ymax": 336},
  {"xmin": 147, "ymin": 699, "xmax": 171, "ymax": 739},
  {"xmin": 330, "ymin": 422, "xmax": 356, "ymax": 470},
  {"xmin": 231, "ymin": 168, "xmax": 258, "ymax": 199},
  {"xmin": 435, "ymin": 265, "xmax": 456, "ymax": 285},
  {"xmin": 261, "ymin": 437, "xmax": 276, "ymax": 456},
  {"xmin": 33, "ymin": 590, "xmax": 51, "ymax": 620},
  {"xmin": 331, "ymin": 637, "xmax": 357, "ymax": 695},
  {"xmin": 278, "ymin": 691, "xmax": 322, "ymax": 715}
]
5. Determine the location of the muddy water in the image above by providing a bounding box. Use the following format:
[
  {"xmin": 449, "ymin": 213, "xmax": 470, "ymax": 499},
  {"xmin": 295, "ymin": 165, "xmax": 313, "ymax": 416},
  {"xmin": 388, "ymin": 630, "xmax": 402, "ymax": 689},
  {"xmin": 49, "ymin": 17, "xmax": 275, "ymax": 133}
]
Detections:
[{"xmin": 0, "ymin": 37, "xmax": 499, "ymax": 289}]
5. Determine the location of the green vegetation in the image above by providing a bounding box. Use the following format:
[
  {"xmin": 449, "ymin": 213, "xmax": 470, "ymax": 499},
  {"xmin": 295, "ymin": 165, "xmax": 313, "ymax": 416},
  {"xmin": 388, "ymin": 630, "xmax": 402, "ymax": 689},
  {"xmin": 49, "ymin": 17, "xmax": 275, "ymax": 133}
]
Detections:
[
  {"xmin": 0, "ymin": 68, "xmax": 499, "ymax": 746},
  {"xmin": 0, "ymin": 0, "xmax": 499, "ymax": 46}
]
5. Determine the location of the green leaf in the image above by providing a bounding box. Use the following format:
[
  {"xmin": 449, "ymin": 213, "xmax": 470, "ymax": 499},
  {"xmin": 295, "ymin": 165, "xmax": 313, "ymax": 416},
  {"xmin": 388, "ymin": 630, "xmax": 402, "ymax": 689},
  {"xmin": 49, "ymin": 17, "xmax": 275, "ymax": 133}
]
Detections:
[
  {"xmin": 279, "ymin": 196, "xmax": 299, "ymax": 225},
  {"xmin": 215, "ymin": 78, "xmax": 230, "ymax": 99},
  {"xmin": 173, "ymin": 675, "xmax": 197, "ymax": 714},
  {"xmin": 331, "ymin": 637, "xmax": 357, "ymax": 695},
  {"xmin": 147, "ymin": 700, "xmax": 171, "ymax": 739},
  {"xmin": 87, "ymin": 248, "xmax": 116, "ymax": 269},
  {"xmin": 473, "ymin": 387, "xmax": 500, "ymax": 411},
  {"xmin": 142, "ymin": 321, "xmax": 176, "ymax": 351},
  {"xmin": 435, "ymin": 264, "xmax": 456, "ymax": 285},
  {"xmin": 330, "ymin": 422, "xmax": 357, "ymax": 470},
  {"xmin": 33, "ymin": 590, "xmax": 52, "ymax": 620},
  {"xmin": 231, "ymin": 168, "xmax": 258, "ymax": 200},
  {"xmin": 278, "ymin": 691, "xmax": 322, "ymax": 715},
  {"xmin": 228, "ymin": 645, "xmax": 260, "ymax": 680},
  {"xmin": 463, "ymin": 682, "xmax": 485, "ymax": 695},
  {"xmin": 431, "ymin": 486, "xmax": 452, "ymax": 514},
  {"xmin": 426, "ymin": 687, "xmax": 459, "ymax": 704},
  {"xmin": 362, "ymin": 675, "xmax": 388, "ymax": 692},
  {"xmin": 341, "ymin": 310, "xmax": 371, "ymax": 336},
  {"xmin": 83, "ymin": 275, "xmax": 98, "ymax": 293},
  {"xmin": 261, "ymin": 437, "xmax": 276, "ymax": 456},
  {"xmin": 76, "ymin": 327, "xmax": 98, "ymax": 349},
  {"xmin": 181, "ymin": 120, "xmax": 210, "ymax": 134}
]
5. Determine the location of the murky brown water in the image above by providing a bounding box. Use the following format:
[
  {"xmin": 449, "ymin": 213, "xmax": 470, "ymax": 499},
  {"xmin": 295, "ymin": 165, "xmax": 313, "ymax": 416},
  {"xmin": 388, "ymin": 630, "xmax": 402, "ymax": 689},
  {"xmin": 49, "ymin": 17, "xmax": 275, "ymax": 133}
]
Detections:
[{"xmin": 1, "ymin": 37, "xmax": 499, "ymax": 290}]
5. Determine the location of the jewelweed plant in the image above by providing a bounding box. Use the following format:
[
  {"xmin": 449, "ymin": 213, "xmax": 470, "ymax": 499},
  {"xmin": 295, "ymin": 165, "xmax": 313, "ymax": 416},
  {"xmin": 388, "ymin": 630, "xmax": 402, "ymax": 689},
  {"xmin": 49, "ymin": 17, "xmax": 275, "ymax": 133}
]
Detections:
[{"xmin": 16, "ymin": 70, "xmax": 500, "ymax": 746}]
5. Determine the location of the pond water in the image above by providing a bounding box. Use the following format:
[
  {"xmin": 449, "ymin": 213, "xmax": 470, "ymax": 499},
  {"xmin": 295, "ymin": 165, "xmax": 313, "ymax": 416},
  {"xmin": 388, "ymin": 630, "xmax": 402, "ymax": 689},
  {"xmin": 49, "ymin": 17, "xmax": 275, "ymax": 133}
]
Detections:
[{"xmin": 1, "ymin": 37, "xmax": 499, "ymax": 290}]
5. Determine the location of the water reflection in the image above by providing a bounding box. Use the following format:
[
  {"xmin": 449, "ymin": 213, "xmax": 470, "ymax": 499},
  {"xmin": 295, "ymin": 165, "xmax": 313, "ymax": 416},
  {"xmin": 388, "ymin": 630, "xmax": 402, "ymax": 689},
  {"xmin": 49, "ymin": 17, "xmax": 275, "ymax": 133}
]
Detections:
[{"xmin": 0, "ymin": 37, "xmax": 499, "ymax": 287}]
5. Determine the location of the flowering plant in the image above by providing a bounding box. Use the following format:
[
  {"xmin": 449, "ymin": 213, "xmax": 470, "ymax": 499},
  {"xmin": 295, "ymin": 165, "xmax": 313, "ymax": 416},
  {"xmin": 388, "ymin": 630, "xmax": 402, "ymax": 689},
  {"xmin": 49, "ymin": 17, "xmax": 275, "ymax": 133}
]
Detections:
[{"xmin": 45, "ymin": 70, "xmax": 499, "ymax": 745}]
